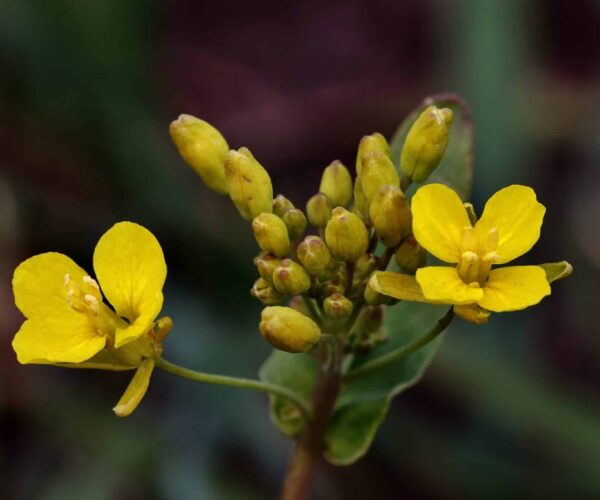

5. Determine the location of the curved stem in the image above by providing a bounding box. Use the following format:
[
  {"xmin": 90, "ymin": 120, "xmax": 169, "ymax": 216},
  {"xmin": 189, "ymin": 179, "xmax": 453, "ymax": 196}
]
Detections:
[
  {"xmin": 156, "ymin": 358, "xmax": 311, "ymax": 421},
  {"xmin": 343, "ymin": 307, "xmax": 454, "ymax": 382}
]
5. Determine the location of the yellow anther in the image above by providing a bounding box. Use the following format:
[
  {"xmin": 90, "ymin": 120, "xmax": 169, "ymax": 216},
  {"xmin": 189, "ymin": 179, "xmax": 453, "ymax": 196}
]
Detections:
[
  {"xmin": 461, "ymin": 226, "xmax": 477, "ymax": 252},
  {"xmin": 457, "ymin": 251, "xmax": 480, "ymax": 284},
  {"xmin": 83, "ymin": 294, "xmax": 99, "ymax": 315},
  {"xmin": 484, "ymin": 228, "xmax": 499, "ymax": 253},
  {"xmin": 83, "ymin": 275, "xmax": 100, "ymax": 290}
]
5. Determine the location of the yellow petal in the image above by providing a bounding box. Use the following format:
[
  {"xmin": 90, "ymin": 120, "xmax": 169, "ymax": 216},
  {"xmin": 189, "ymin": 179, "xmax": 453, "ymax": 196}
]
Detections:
[
  {"xmin": 412, "ymin": 184, "xmax": 471, "ymax": 263},
  {"xmin": 13, "ymin": 252, "xmax": 88, "ymax": 320},
  {"xmin": 12, "ymin": 317, "xmax": 106, "ymax": 364},
  {"xmin": 93, "ymin": 222, "xmax": 166, "ymax": 348},
  {"xmin": 474, "ymin": 185, "xmax": 545, "ymax": 264},
  {"xmin": 113, "ymin": 358, "xmax": 155, "ymax": 417},
  {"xmin": 478, "ymin": 266, "xmax": 551, "ymax": 312},
  {"xmin": 416, "ymin": 266, "xmax": 484, "ymax": 305}
]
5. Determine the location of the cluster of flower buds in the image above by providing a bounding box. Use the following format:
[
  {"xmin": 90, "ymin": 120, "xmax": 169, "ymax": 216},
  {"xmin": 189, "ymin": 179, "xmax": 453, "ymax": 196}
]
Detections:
[{"xmin": 170, "ymin": 106, "xmax": 453, "ymax": 353}]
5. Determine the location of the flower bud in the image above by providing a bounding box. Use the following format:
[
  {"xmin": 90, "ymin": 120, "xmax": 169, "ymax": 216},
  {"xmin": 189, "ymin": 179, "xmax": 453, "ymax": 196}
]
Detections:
[
  {"xmin": 273, "ymin": 194, "xmax": 295, "ymax": 217},
  {"xmin": 225, "ymin": 147, "xmax": 273, "ymax": 220},
  {"xmin": 297, "ymin": 236, "xmax": 332, "ymax": 276},
  {"xmin": 352, "ymin": 176, "xmax": 370, "ymax": 222},
  {"xmin": 325, "ymin": 207, "xmax": 369, "ymax": 262},
  {"xmin": 169, "ymin": 114, "xmax": 229, "ymax": 194},
  {"xmin": 319, "ymin": 160, "xmax": 353, "ymax": 208},
  {"xmin": 394, "ymin": 236, "xmax": 427, "ymax": 273},
  {"xmin": 272, "ymin": 259, "xmax": 311, "ymax": 296},
  {"xmin": 254, "ymin": 252, "xmax": 281, "ymax": 283},
  {"xmin": 252, "ymin": 213, "xmax": 291, "ymax": 257},
  {"xmin": 355, "ymin": 253, "xmax": 377, "ymax": 279},
  {"xmin": 282, "ymin": 208, "xmax": 307, "ymax": 242},
  {"xmin": 320, "ymin": 277, "xmax": 346, "ymax": 298},
  {"xmin": 355, "ymin": 133, "xmax": 390, "ymax": 176},
  {"xmin": 251, "ymin": 278, "xmax": 284, "ymax": 305},
  {"xmin": 369, "ymin": 185, "xmax": 412, "ymax": 247},
  {"xmin": 306, "ymin": 193, "xmax": 332, "ymax": 228},
  {"xmin": 360, "ymin": 152, "xmax": 400, "ymax": 204},
  {"xmin": 352, "ymin": 305, "xmax": 384, "ymax": 339},
  {"xmin": 259, "ymin": 306, "xmax": 321, "ymax": 353},
  {"xmin": 453, "ymin": 304, "xmax": 490, "ymax": 325},
  {"xmin": 323, "ymin": 293, "xmax": 353, "ymax": 319},
  {"xmin": 400, "ymin": 105, "xmax": 453, "ymax": 183}
]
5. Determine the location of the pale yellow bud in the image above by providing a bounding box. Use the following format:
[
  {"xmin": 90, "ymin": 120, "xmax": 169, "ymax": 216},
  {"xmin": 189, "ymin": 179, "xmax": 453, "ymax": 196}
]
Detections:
[
  {"xmin": 272, "ymin": 259, "xmax": 311, "ymax": 296},
  {"xmin": 252, "ymin": 213, "xmax": 291, "ymax": 257},
  {"xmin": 369, "ymin": 185, "xmax": 412, "ymax": 247},
  {"xmin": 325, "ymin": 207, "xmax": 369, "ymax": 262},
  {"xmin": 259, "ymin": 306, "xmax": 321, "ymax": 353},
  {"xmin": 169, "ymin": 114, "xmax": 229, "ymax": 194},
  {"xmin": 355, "ymin": 132, "xmax": 390, "ymax": 176},
  {"xmin": 306, "ymin": 193, "xmax": 332, "ymax": 228},
  {"xmin": 360, "ymin": 152, "xmax": 400, "ymax": 204},
  {"xmin": 319, "ymin": 160, "xmax": 353, "ymax": 208},
  {"xmin": 297, "ymin": 236, "xmax": 331, "ymax": 276},
  {"xmin": 225, "ymin": 147, "xmax": 273, "ymax": 220}
]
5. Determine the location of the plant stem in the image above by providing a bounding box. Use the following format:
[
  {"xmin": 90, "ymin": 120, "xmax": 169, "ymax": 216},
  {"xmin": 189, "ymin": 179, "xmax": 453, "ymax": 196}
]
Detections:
[
  {"xmin": 343, "ymin": 307, "xmax": 454, "ymax": 382},
  {"xmin": 280, "ymin": 339, "xmax": 342, "ymax": 500},
  {"xmin": 155, "ymin": 358, "xmax": 311, "ymax": 421},
  {"xmin": 378, "ymin": 246, "xmax": 397, "ymax": 271}
]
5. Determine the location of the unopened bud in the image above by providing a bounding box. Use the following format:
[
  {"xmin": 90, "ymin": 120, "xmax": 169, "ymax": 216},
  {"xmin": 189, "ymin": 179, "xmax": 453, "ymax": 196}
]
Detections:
[
  {"xmin": 225, "ymin": 147, "xmax": 273, "ymax": 220},
  {"xmin": 306, "ymin": 193, "xmax": 332, "ymax": 228},
  {"xmin": 259, "ymin": 306, "xmax": 321, "ymax": 353},
  {"xmin": 272, "ymin": 259, "xmax": 311, "ymax": 296},
  {"xmin": 355, "ymin": 253, "xmax": 378, "ymax": 279},
  {"xmin": 356, "ymin": 133, "xmax": 390, "ymax": 176},
  {"xmin": 400, "ymin": 105, "xmax": 453, "ymax": 183},
  {"xmin": 297, "ymin": 236, "xmax": 332, "ymax": 276},
  {"xmin": 352, "ymin": 177, "xmax": 370, "ymax": 221},
  {"xmin": 320, "ymin": 277, "xmax": 346, "ymax": 298},
  {"xmin": 352, "ymin": 305, "xmax": 384, "ymax": 338},
  {"xmin": 251, "ymin": 278, "xmax": 284, "ymax": 305},
  {"xmin": 169, "ymin": 114, "xmax": 229, "ymax": 194},
  {"xmin": 273, "ymin": 194, "xmax": 295, "ymax": 217},
  {"xmin": 453, "ymin": 304, "xmax": 490, "ymax": 325},
  {"xmin": 394, "ymin": 236, "xmax": 427, "ymax": 273},
  {"xmin": 252, "ymin": 213, "xmax": 291, "ymax": 257},
  {"xmin": 320, "ymin": 160, "xmax": 353, "ymax": 208},
  {"xmin": 323, "ymin": 293, "xmax": 353, "ymax": 319},
  {"xmin": 282, "ymin": 208, "xmax": 307, "ymax": 241},
  {"xmin": 360, "ymin": 152, "xmax": 400, "ymax": 204},
  {"xmin": 369, "ymin": 185, "xmax": 412, "ymax": 247},
  {"xmin": 325, "ymin": 207, "xmax": 369, "ymax": 262},
  {"xmin": 254, "ymin": 252, "xmax": 281, "ymax": 283}
]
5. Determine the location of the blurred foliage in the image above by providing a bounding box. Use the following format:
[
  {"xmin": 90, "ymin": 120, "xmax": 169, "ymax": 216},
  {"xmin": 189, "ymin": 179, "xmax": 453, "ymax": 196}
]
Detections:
[{"xmin": 1, "ymin": 1, "xmax": 599, "ymax": 499}]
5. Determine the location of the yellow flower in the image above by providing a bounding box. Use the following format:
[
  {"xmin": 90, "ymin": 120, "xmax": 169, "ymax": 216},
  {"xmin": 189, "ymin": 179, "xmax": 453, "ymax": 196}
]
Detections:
[
  {"xmin": 411, "ymin": 184, "xmax": 551, "ymax": 312},
  {"xmin": 12, "ymin": 221, "xmax": 170, "ymax": 416}
]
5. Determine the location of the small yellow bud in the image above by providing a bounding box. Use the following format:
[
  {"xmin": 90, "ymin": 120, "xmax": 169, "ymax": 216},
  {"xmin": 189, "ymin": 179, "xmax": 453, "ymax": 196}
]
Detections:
[
  {"xmin": 360, "ymin": 152, "xmax": 400, "ymax": 204},
  {"xmin": 169, "ymin": 114, "xmax": 230, "ymax": 194},
  {"xmin": 352, "ymin": 176, "xmax": 370, "ymax": 221},
  {"xmin": 355, "ymin": 253, "xmax": 378, "ymax": 279},
  {"xmin": 251, "ymin": 278, "xmax": 284, "ymax": 305},
  {"xmin": 259, "ymin": 306, "xmax": 321, "ymax": 353},
  {"xmin": 282, "ymin": 208, "xmax": 307, "ymax": 242},
  {"xmin": 273, "ymin": 194, "xmax": 295, "ymax": 217},
  {"xmin": 254, "ymin": 252, "xmax": 282, "ymax": 284},
  {"xmin": 319, "ymin": 160, "xmax": 353, "ymax": 208},
  {"xmin": 323, "ymin": 293, "xmax": 353, "ymax": 319},
  {"xmin": 325, "ymin": 207, "xmax": 369, "ymax": 262},
  {"xmin": 369, "ymin": 185, "xmax": 412, "ymax": 247},
  {"xmin": 225, "ymin": 147, "xmax": 273, "ymax": 220},
  {"xmin": 320, "ymin": 277, "xmax": 346, "ymax": 298},
  {"xmin": 356, "ymin": 133, "xmax": 390, "ymax": 176},
  {"xmin": 272, "ymin": 259, "xmax": 311, "ymax": 296},
  {"xmin": 306, "ymin": 193, "xmax": 332, "ymax": 228},
  {"xmin": 400, "ymin": 105, "xmax": 453, "ymax": 183},
  {"xmin": 453, "ymin": 304, "xmax": 490, "ymax": 325},
  {"xmin": 297, "ymin": 236, "xmax": 332, "ymax": 276},
  {"xmin": 394, "ymin": 236, "xmax": 427, "ymax": 273},
  {"xmin": 252, "ymin": 213, "xmax": 291, "ymax": 257}
]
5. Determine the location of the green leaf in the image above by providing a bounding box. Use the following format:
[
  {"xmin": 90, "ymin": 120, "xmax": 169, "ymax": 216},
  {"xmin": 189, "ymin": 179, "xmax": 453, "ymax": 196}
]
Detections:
[
  {"xmin": 324, "ymin": 302, "xmax": 448, "ymax": 465},
  {"xmin": 540, "ymin": 261, "xmax": 573, "ymax": 284},
  {"xmin": 259, "ymin": 351, "xmax": 317, "ymax": 437},
  {"xmin": 390, "ymin": 93, "xmax": 474, "ymax": 199}
]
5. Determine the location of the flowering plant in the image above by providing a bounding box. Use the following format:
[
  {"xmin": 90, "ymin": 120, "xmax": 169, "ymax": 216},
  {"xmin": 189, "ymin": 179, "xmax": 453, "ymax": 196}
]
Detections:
[{"xmin": 11, "ymin": 94, "xmax": 571, "ymax": 499}]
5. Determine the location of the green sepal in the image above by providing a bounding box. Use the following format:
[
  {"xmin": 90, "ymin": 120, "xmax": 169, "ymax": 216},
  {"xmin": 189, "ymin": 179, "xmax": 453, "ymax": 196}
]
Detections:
[{"xmin": 540, "ymin": 261, "xmax": 573, "ymax": 284}]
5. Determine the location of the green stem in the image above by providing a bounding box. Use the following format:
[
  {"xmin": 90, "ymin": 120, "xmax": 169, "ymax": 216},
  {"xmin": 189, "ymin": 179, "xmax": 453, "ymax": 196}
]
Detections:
[
  {"xmin": 343, "ymin": 308, "xmax": 454, "ymax": 381},
  {"xmin": 156, "ymin": 358, "xmax": 311, "ymax": 421},
  {"xmin": 303, "ymin": 296, "xmax": 323, "ymax": 326}
]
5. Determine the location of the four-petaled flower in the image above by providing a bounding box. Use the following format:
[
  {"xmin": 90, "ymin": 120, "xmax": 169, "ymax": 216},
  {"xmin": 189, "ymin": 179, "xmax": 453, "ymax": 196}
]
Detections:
[
  {"xmin": 411, "ymin": 183, "xmax": 550, "ymax": 312},
  {"xmin": 12, "ymin": 221, "xmax": 170, "ymax": 416}
]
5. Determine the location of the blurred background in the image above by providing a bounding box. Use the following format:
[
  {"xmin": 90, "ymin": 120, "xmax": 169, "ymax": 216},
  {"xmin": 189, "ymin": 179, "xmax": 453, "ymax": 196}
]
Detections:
[{"xmin": 1, "ymin": 0, "xmax": 599, "ymax": 498}]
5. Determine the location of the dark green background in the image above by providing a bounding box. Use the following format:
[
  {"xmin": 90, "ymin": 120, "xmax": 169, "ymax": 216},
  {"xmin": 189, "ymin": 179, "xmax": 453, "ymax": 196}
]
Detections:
[{"xmin": 1, "ymin": 1, "xmax": 598, "ymax": 499}]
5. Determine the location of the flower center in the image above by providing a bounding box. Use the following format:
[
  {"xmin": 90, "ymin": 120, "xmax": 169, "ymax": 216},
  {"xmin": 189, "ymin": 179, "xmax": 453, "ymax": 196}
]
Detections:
[
  {"xmin": 64, "ymin": 274, "xmax": 115, "ymax": 337},
  {"xmin": 457, "ymin": 227, "xmax": 500, "ymax": 286}
]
